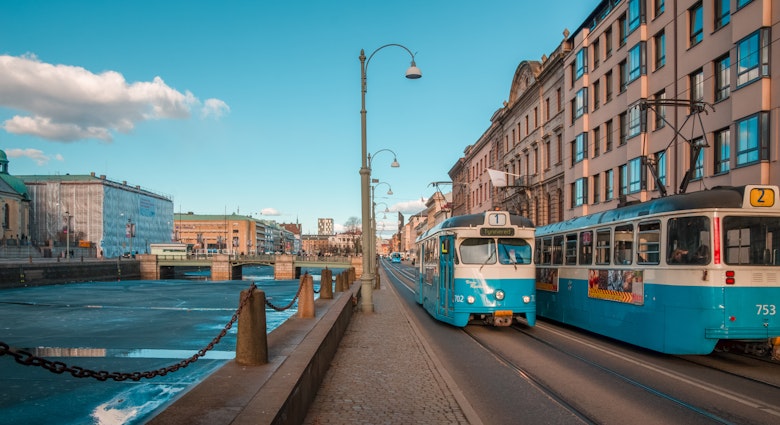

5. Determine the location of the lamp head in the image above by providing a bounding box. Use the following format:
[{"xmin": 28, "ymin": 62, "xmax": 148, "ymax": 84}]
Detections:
[
  {"xmin": 405, "ymin": 60, "xmax": 422, "ymax": 79},
  {"xmin": 387, "ymin": 189, "xmax": 393, "ymax": 195},
  {"xmin": 391, "ymin": 158, "xmax": 400, "ymax": 168}
]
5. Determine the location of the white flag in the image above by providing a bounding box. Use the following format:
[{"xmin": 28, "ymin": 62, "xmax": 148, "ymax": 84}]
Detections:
[{"xmin": 487, "ymin": 169, "xmax": 508, "ymax": 188}]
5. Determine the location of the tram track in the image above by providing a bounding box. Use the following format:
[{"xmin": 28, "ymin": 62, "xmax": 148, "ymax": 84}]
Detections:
[{"xmin": 381, "ymin": 260, "xmax": 780, "ymax": 423}]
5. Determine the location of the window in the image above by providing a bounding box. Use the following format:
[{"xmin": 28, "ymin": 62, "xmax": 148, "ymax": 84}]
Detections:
[
  {"xmin": 605, "ymin": 119, "xmax": 613, "ymax": 151},
  {"xmin": 628, "ymin": 103, "xmax": 644, "ymax": 138},
  {"xmin": 605, "ymin": 70, "xmax": 613, "ymax": 101},
  {"xmin": 460, "ymin": 238, "xmax": 496, "ymax": 264},
  {"xmin": 579, "ymin": 231, "xmax": 593, "ymax": 265},
  {"xmin": 737, "ymin": 0, "xmax": 753, "ymax": 9},
  {"xmin": 655, "ymin": 0, "xmax": 664, "ymax": 17},
  {"xmin": 593, "ymin": 173, "xmax": 601, "ymax": 203},
  {"xmin": 628, "ymin": 157, "xmax": 644, "ymax": 193},
  {"xmin": 627, "ymin": 0, "xmax": 644, "ymax": 33},
  {"xmin": 736, "ymin": 112, "xmax": 769, "ymax": 166},
  {"xmin": 614, "ymin": 224, "xmax": 634, "ymax": 265},
  {"xmin": 715, "ymin": 0, "xmax": 730, "ymax": 30},
  {"xmin": 605, "ymin": 169, "xmax": 614, "ymax": 200},
  {"xmin": 628, "ymin": 42, "xmax": 646, "ymax": 82},
  {"xmin": 715, "ymin": 54, "xmax": 730, "ymax": 101},
  {"xmin": 595, "ymin": 228, "xmax": 611, "ymax": 265},
  {"xmin": 572, "ymin": 177, "xmax": 588, "ymax": 207},
  {"xmin": 689, "ymin": 2, "xmax": 703, "ymax": 46},
  {"xmin": 619, "ymin": 14, "xmax": 628, "ymax": 46},
  {"xmin": 575, "ymin": 48, "xmax": 587, "ymax": 80},
  {"xmin": 556, "ymin": 134, "xmax": 562, "ymax": 164},
  {"xmin": 619, "ymin": 112, "xmax": 627, "ymax": 145},
  {"xmin": 667, "ymin": 216, "xmax": 710, "ymax": 265},
  {"xmin": 619, "ymin": 60, "xmax": 628, "ymax": 92},
  {"xmin": 593, "ymin": 126, "xmax": 601, "ymax": 157},
  {"xmin": 574, "ymin": 88, "xmax": 587, "ymax": 119},
  {"xmin": 737, "ymin": 29, "xmax": 770, "ymax": 87},
  {"xmin": 714, "ymin": 128, "xmax": 730, "ymax": 174},
  {"xmin": 619, "ymin": 164, "xmax": 628, "ymax": 196},
  {"xmin": 690, "ymin": 68, "xmax": 704, "ymax": 104},
  {"xmin": 692, "ymin": 139, "xmax": 704, "ymax": 179},
  {"xmin": 637, "ymin": 221, "xmax": 660, "ymax": 264},
  {"xmin": 592, "ymin": 39, "xmax": 600, "ymax": 70},
  {"xmin": 605, "ymin": 27, "xmax": 613, "ymax": 58},
  {"xmin": 653, "ymin": 90, "xmax": 665, "ymax": 129},
  {"xmin": 592, "ymin": 80, "xmax": 600, "ymax": 110},
  {"xmin": 574, "ymin": 133, "xmax": 587, "ymax": 164},
  {"xmin": 556, "ymin": 88, "xmax": 561, "ymax": 111},
  {"xmin": 655, "ymin": 150, "xmax": 666, "ymax": 186},
  {"xmin": 552, "ymin": 235, "xmax": 564, "ymax": 265},
  {"xmin": 654, "ymin": 30, "xmax": 665, "ymax": 69},
  {"xmin": 565, "ymin": 234, "xmax": 577, "ymax": 265},
  {"xmin": 723, "ymin": 215, "xmax": 780, "ymax": 266}
]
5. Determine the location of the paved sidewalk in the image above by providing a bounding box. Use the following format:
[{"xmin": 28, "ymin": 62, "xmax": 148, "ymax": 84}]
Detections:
[{"xmin": 304, "ymin": 268, "xmax": 479, "ymax": 425}]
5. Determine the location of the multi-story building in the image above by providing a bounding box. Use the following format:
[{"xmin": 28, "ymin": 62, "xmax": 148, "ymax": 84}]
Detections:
[
  {"xmin": 318, "ymin": 218, "xmax": 334, "ymax": 235},
  {"xmin": 564, "ymin": 0, "xmax": 777, "ymax": 219},
  {"xmin": 450, "ymin": 0, "xmax": 778, "ymax": 225},
  {"xmin": 21, "ymin": 172, "xmax": 173, "ymax": 258},
  {"xmin": 0, "ymin": 150, "xmax": 31, "ymax": 247},
  {"xmin": 173, "ymin": 214, "xmax": 294, "ymax": 255}
]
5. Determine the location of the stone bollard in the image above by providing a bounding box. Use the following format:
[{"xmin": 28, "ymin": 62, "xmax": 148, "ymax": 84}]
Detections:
[
  {"xmin": 336, "ymin": 272, "xmax": 345, "ymax": 292},
  {"xmin": 375, "ymin": 270, "xmax": 381, "ymax": 290},
  {"xmin": 320, "ymin": 268, "xmax": 333, "ymax": 299},
  {"xmin": 236, "ymin": 287, "xmax": 268, "ymax": 366},
  {"xmin": 348, "ymin": 267, "xmax": 356, "ymax": 284},
  {"xmin": 298, "ymin": 272, "xmax": 315, "ymax": 318}
]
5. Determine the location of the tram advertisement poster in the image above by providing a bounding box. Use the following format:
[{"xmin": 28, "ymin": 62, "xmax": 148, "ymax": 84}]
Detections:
[
  {"xmin": 536, "ymin": 268, "xmax": 558, "ymax": 292},
  {"xmin": 587, "ymin": 269, "xmax": 644, "ymax": 305}
]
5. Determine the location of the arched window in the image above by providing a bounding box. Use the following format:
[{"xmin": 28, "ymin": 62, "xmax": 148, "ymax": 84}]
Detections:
[{"xmin": 2, "ymin": 203, "xmax": 8, "ymax": 230}]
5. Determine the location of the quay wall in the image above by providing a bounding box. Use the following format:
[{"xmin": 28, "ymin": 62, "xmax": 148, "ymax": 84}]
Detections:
[{"xmin": 0, "ymin": 261, "xmax": 141, "ymax": 289}]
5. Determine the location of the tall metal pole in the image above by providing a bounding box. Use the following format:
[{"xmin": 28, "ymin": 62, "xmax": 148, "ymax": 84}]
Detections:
[
  {"xmin": 65, "ymin": 211, "xmax": 70, "ymax": 259},
  {"xmin": 359, "ymin": 49, "xmax": 373, "ymax": 312}
]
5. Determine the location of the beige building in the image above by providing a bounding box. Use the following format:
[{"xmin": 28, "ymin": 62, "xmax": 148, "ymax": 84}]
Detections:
[
  {"xmin": 450, "ymin": 0, "xmax": 779, "ymax": 224},
  {"xmin": 0, "ymin": 150, "xmax": 31, "ymax": 246}
]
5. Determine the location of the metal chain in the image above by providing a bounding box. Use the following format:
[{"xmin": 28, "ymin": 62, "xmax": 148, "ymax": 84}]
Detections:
[
  {"xmin": 265, "ymin": 278, "xmax": 304, "ymax": 311},
  {"xmin": 0, "ymin": 282, "xmax": 258, "ymax": 382}
]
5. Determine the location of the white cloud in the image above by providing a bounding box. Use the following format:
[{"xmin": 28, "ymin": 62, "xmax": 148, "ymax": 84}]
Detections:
[
  {"xmin": 0, "ymin": 54, "xmax": 229, "ymax": 142},
  {"xmin": 391, "ymin": 198, "xmax": 427, "ymax": 215},
  {"xmin": 261, "ymin": 207, "xmax": 281, "ymax": 216},
  {"xmin": 5, "ymin": 148, "xmax": 64, "ymax": 166}
]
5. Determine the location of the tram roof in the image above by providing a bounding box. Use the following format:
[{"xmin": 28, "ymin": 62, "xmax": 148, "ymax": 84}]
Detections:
[
  {"xmin": 537, "ymin": 186, "xmax": 746, "ymax": 235},
  {"xmin": 419, "ymin": 211, "xmax": 534, "ymax": 241}
]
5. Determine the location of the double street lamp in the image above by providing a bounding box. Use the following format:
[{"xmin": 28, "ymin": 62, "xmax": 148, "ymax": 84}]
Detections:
[{"xmin": 359, "ymin": 44, "xmax": 421, "ymax": 312}]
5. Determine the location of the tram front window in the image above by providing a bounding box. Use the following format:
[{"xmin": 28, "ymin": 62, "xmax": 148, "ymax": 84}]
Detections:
[
  {"xmin": 723, "ymin": 216, "xmax": 780, "ymax": 266},
  {"xmin": 498, "ymin": 239, "xmax": 532, "ymax": 265},
  {"xmin": 460, "ymin": 238, "xmax": 496, "ymax": 264}
]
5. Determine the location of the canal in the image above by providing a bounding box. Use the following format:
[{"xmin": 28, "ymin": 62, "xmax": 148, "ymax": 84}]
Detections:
[{"xmin": 0, "ymin": 265, "xmax": 336, "ymax": 425}]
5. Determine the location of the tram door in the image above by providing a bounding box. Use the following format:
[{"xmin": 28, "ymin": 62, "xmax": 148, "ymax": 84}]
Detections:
[{"xmin": 439, "ymin": 235, "xmax": 455, "ymax": 317}]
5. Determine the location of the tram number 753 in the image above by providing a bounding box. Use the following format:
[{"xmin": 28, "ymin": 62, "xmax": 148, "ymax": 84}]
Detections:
[{"xmin": 756, "ymin": 304, "xmax": 777, "ymax": 315}]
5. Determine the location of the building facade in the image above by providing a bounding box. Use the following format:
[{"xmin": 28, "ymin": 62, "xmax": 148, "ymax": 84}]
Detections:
[
  {"xmin": 21, "ymin": 173, "xmax": 173, "ymax": 258},
  {"xmin": 449, "ymin": 0, "xmax": 778, "ymax": 225},
  {"xmin": 318, "ymin": 218, "xmax": 334, "ymax": 235},
  {"xmin": 0, "ymin": 150, "xmax": 31, "ymax": 247}
]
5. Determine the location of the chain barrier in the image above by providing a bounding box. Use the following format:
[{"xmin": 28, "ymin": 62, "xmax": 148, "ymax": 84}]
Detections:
[
  {"xmin": 265, "ymin": 277, "xmax": 304, "ymax": 311},
  {"xmin": 0, "ymin": 282, "xmax": 258, "ymax": 382}
]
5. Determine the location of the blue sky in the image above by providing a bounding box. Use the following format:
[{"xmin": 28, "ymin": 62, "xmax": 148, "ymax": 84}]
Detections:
[{"xmin": 0, "ymin": 0, "xmax": 594, "ymax": 236}]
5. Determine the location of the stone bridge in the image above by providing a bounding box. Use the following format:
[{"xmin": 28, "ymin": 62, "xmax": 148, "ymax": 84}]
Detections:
[{"xmin": 139, "ymin": 253, "xmax": 360, "ymax": 280}]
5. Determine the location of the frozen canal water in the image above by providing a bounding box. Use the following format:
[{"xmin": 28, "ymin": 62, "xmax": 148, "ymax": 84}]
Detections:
[{"xmin": 0, "ymin": 265, "xmax": 333, "ymax": 425}]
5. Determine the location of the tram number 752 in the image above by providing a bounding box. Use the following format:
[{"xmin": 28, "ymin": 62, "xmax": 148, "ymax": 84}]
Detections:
[{"xmin": 756, "ymin": 304, "xmax": 777, "ymax": 315}]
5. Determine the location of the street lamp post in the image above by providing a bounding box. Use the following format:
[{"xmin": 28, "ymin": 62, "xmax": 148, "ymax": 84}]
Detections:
[
  {"xmin": 371, "ymin": 181, "xmax": 393, "ymax": 281},
  {"xmin": 359, "ymin": 44, "xmax": 421, "ymax": 312},
  {"xmin": 64, "ymin": 211, "xmax": 72, "ymax": 259}
]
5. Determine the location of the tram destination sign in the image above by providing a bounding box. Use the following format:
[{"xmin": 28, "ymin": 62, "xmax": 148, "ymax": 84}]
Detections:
[{"xmin": 480, "ymin": 228, "xmax": 515, "ymax": 237}]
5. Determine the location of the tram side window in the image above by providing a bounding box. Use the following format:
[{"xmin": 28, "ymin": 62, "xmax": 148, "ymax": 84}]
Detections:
[
  {"xmin": 614, "ymin": 224, "xmax": 634, "ymax": 265},
  {"xmin": 552, "ymin": 235, "xmax": 564, "ymax": 265},
  {"xmin": 667, "ymin": 216, "xmax": 710, "ymax": 265},
  {"xmin": 723, "ymin": 216, "xmax": 780, "ymax": 265},
  {"xmin": 579, "ymin": 231, "xmax": 593, "ymax": 265},
  {"xmin": 637, "ymin": 221, "xmax": 661, "ymax": 264},
  {"xmin": 534, "ymin": 239, "xmax": 542, "ymax": 264},
  {"xmin": 541, "ymin": 237, "xmax": 552, "ymax": 265},
  {"xmin": 565, "ymin": 234, "xmax": 577, "ymax": 265},
  {"xmin": 595, "ymin": 229, "xmax": 611, "ymax": 265},
  {"xmin": 459, "ymin": 238, "xmax": 496, "ymax": 264}
]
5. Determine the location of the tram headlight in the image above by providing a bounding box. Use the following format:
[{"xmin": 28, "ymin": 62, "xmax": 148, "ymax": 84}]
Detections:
[
  {"xmin": 522, "ymin": 295, "xmax": 531, "ymax": 304},
  {"xmin": 494, "ymin": 290, "xmax": 505, "ymax": 301},
  {"xmin": 467, "ymin": 295, "xmax": 475, "ymax": 304}
]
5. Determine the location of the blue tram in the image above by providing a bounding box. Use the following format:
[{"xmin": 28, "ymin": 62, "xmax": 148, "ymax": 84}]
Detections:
[
  {"xmin": 535, "ymin": 185, "xmax": 780, "ymax": 355},
  {"xmin": 390, "ymin": 252, "xmax": 403, "ymax": 263},
  {"xmin": 416, "ymin": 211, "xmax": 536, "ymax": 327}
]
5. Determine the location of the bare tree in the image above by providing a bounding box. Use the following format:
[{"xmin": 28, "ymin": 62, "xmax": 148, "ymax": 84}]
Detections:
[{"xmin": 344, "ymin": 216, "xmax": 362, "ymax": 255}]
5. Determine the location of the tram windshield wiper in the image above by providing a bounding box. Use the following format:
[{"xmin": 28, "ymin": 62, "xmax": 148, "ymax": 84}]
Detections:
[{"xmin": 479, "ymin": 248, "xmax": 496, "ymax": 272}]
